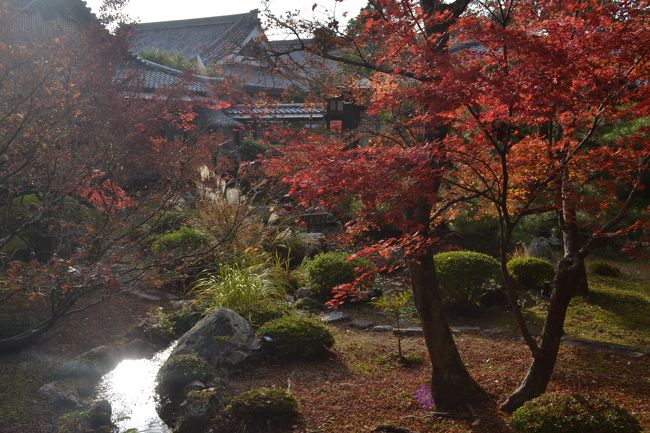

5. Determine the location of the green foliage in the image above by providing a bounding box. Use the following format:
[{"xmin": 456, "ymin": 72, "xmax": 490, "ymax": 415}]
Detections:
[
  {"xmin": 151, "ymin": 209, "xmax": 190, "ymax": 234},
  {"xmin": 434, "ymin": 251, "xmax": 501, "ymax": 311},
  {"xmin": 450, "ymin": 211, "xmax": 500, "ymax": 254},
  {"xmin": 143, "ymin": 305, "xmax": 202, "ymax": 342},
  {"xmin": 371, "ymin": 290, "xmax": 412, "ymax": 317},
  {"xmin": 258, "ymin": 315, "xmax": 334, "ymax": 360},
  {"xmin": 512, "ymin": 214, "xmax": 560, "ymax": 244},
  {"xmin": 510, "ymin": 393, "xmax": 641, "ymax": 433},
  {"xmin": 301, "ymin": 252, "xmax": 375, "ymax": 299},
  {"xmin": 238, "ymin": 303, "xmax": 291, "ymax": 329},
  {"xmin": 264, "ymin": 228, "xmax": 323, "ymax": 268},
  {"xmin": 508, "ymin": 257, "xmax": 556, "ymax": 291},
  {"xmin": 372, "ymin": 290, "xmax": 414, "ymax": 360},
  {"xmin": 238, "ymin": 139, "xmax": 267, "ymax": 161},
  {"xmin": 190, "ymin": 256, "xmax": 290, "ymax": 327},
  {"xmin": 150, "ymin": 226, "xmax": 210, "ymax": 256},
  {"xmin": 225, "ymin": 387, "xmax": 299, "ymax": 431},
  {"xmin": 601, "ymin": 116, "xmax": 650, "ymax": 143},
  {"xmin": 139, "ymin": 49, "xmax": 196, "ymax": 71},
  {"xmin": 589, "ymin": 260, "xmax": 623, "ymax": 278}
]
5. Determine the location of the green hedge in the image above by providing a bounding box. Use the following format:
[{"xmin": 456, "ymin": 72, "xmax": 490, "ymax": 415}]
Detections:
[
  {"xmin": 507, "ymin": 257, "xmax": 555, "ymax": 291},
  {"xmin": 301, "ymin": 252, "xmax": 374, "ymax": 300},
  {"xmin": 150, "ymin": 226, "xmax": 210, "ymax": 256},
  {"xmin": 434, "ymin": 251, "xmax": 501, "ymax": 310},
  {"xmin": 258, "ymin": 315, "xmax": 334, "ymax": 360},
  {"xmin": 510, "ymin": 393, "xmax": 641, "ymax": 433}
]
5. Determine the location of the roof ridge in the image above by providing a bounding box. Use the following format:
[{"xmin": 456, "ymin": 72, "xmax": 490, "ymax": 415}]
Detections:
[
  {"xmin": 199, "ymin": 10, "xmax": 260, "ymax": 61},
  {"xmin": 133, "ymin": 10, "xmax": 258, "ymax": 30}
]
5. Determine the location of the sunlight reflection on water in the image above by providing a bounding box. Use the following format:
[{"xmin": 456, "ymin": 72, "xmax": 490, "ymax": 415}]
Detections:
[{"xmin": 96, "ymin": 342, "xmax": 177, "ymax": 433}]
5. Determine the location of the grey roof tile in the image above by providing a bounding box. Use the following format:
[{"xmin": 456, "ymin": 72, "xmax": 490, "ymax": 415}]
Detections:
[
  {"xmin": 130, "ymin": 10, "xmax": 260, "ymax": 63},
  {"xmin": 225, "ymin": 104, "xmax": 325, "ymax": 120}
]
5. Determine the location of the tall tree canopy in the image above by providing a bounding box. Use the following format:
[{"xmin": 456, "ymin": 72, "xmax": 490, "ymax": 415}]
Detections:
[{"xmin": 265, "ymin": 0, "xmax": 649, "ymax": 411}]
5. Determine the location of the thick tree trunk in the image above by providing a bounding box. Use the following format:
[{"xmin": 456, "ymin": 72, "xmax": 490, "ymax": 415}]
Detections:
[
  {"xmin": 574, "ymin": 260, "xmax": 589, "ymax": 296},
  {"xmin": 408, "ymin": 251, "xmax": 484, "ymax": 410},
  {"xmin": 500, "ymin": 255, "xmax": 584, "ymax": 412}
]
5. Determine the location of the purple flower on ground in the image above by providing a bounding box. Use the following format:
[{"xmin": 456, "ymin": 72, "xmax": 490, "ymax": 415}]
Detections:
[{"xmin": 414, "ymin": 384, "xmax": 434, "ymax": 409}]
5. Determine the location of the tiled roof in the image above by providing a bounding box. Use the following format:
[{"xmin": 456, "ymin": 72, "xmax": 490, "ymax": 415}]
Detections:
[
  {"xmin": 225, "ymin": 104, "xmax": 325, "ymax": 120},
  {"xmin": 10, "ymin": 0, "xmax": 93, "ymax": 22},
  {"xmin": 268, "ymin": 39, "xmax": 340, "ymax": 82},
  {"xmin": 130, "ymin": 10, "xmax": 260, "ymax": 63},
  {"xmin": 196, "ymin": 107, "xmax": 243, "ymax": 129},
  {"xmin": 117, "ymin": 59, "xmax": 215, "ymax": 94},
  {"xmin": 7, "ymin": 0, "xmax": 95, "ymax": 40}
]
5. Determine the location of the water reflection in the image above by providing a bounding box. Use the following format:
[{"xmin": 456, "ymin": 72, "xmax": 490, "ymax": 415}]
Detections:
[{"xmin": 96, "ymin": 343, "xmax": 176, "ymax": 433}]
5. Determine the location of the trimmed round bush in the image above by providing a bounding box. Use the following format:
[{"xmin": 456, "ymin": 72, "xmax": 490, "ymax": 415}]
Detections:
[
  {"xmin": 237, "ymin": 303, "xmax": 290, "ymax": 329},
  {"xmin": 507, "ymin": 257, "xmax": 555, "ymax": 291},
  {"xmin": 434, "ymin": 251, "xmax": 501, "ymax": 310},
  {"xmin": 510, "ymin": 393, "xmax": 641, "ymax": 433},
  {"xmin": 226, "ymin": 387, "xmax": 299, "ymax": 431},
  {"xmin": 589, "ymin": 260, "xmax": 623, "ymax": 278},
  {"xmin": 301, "ymin": 252, "xmax": 374, "ymax": 299},
  {"xmin": 258, "ymin": 315, "xmax": 334, "ymax": 360},
  {"xmin": 151, "ymin": 226, "xmax": 210, "ymax": 256}
]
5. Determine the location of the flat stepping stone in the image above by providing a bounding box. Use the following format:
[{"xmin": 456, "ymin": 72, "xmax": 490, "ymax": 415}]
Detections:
[
  {"xmin": 349, "ymin": 320, "xmax": 375, "ymax": 330},
  {"xmin": 321, "ymin": 311, "xmax": 351, "ymax": 324},
  {"xmin": 483, "ymin": 327, "xmax": 507, "ymax": 335},
  {"xmin": 393, "ymin": 327, "xmax": 423, "ymax": 336},
  {"xmin": 562, "ymin": 337, "xmax": 646, "ymax": 358},
  {"xmin": 371, "ymin": 325, "xmax": 394, "ymax": 333},
  {"xmin": 451, "ymin": 326, "xmax": 481, "ymax": 332}
]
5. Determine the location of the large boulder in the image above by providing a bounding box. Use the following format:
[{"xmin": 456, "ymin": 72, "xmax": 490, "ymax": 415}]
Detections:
[
  {"xmin": 171, "ymin": 308, "xmax": 259, "ymax": 369},
  {"xmin": 528, "ymin": 237, "xmax": 554, "ymax": 261},
  {"xmin": 156, "ymin": 309, "xmax": 258, "ymax": 427}
]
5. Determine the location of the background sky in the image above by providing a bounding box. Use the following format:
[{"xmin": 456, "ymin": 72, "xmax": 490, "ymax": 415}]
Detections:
[{"xmin": 85, "ymin": 0, "xmax": 368, "ymax": 38}]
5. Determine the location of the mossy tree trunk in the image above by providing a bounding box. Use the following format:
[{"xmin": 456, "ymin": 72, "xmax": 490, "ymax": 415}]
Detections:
[
  {"xmin": 500, "ymin": 255, "xmax": 584, "ymax": 412},
  {"xmin": 407, "ymin": 199, "xmax": 484, "ymax": 411}
]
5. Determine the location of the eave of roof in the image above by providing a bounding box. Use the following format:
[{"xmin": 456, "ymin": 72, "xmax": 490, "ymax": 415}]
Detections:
[{"xmin": 130, "ymin": 9, "xmax": 261, "ymax": 63}]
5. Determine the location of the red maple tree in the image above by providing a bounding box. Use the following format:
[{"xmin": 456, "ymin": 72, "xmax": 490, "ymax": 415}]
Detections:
[{"xmin": 265, "ymin": 0, "xmax": 649, "ymax": 411}]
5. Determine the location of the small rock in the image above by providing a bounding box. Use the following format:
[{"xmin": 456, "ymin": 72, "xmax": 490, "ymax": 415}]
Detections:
[
  {"xmin": 53, "ymin": 360, "xmax": 101, "ymax": 380},
  {"xmin": 321, "ymin": 311, "xmax": 350, "ymax": 324},
  {"xmin": 119, "ymin": 338, "xmax": 158, "ymax": 359},
  {"xmin": 78, "ymin": 383, "xmax": 96, "ymax": 398},
  {"xmin": 483, "ymin": 327, "xmax": 506, "ymax": 335},
  {"xmin": 176, "ymin": 388, "xmax": 222, "ymax": 433},
  {"xmin": 451, "ymin": 326, "xmax": 481, "ymax": 333},
  {"xmin": 81, "ymin": 345, "xmax": 116, "ymax": 371},
  {"xmin": 268, "ymin": 212, "xmax": 281, "ymax": 225},
  {"xmin": 185, "ymin": 380, "xmax": 207, "ymax": 393},
  {"xmin": 371, "ymin": 325, "xmax": 394, "ymax": 333},
  {"xmin": 397, "ymin": 318, "xmax": 414, "ymax": 328},
  {"xmin": 294, "ymin": 297, "xmax": 322, "ymax": 311},
  {"xmin": 38, "ymin": 382, "xmax": 82, "ymax": 409},
  {"xmin": 349, "ymin": 320, "xmax": 375, "ymax": 330},
  {"xmin": 88, "ymin": 399, "xmax": 112, "ymax": 428},
  {"xmin": 393, "ymin": 327, "xmax": 423, "ymax": 337},
  {"xmin": 295, "ymin": 287, "xmax": 312, "ymax": 300}
]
